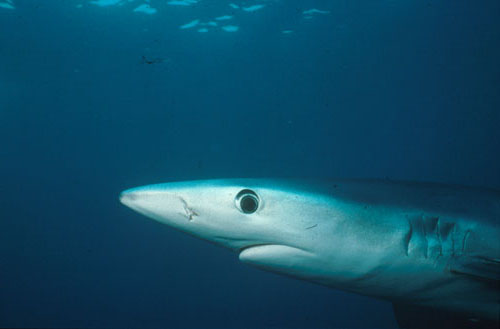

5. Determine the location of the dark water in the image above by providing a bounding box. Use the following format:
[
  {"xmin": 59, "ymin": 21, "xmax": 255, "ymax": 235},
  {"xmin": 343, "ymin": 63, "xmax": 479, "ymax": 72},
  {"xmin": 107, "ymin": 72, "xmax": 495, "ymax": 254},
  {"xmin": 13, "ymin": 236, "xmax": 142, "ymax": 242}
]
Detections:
[{"xmin": 1, "ymin": 1, "xmax": 499, "ymax": 328}]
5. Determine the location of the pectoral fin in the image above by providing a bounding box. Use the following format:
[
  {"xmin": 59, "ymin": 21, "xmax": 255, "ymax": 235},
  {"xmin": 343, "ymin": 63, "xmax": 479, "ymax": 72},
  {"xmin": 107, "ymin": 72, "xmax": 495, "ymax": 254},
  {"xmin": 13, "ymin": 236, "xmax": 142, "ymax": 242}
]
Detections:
[{"xmin": 449, "ymin": 255, "xmax": 500, "ymax": 284}]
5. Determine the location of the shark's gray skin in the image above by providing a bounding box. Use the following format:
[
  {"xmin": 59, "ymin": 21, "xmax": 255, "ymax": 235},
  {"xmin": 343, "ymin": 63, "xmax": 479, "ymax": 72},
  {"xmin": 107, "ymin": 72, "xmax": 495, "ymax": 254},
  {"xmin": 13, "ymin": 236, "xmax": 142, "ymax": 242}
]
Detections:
[{"xmin": 120, "ymin": 179, "xmax": 499, "ymax": 328}]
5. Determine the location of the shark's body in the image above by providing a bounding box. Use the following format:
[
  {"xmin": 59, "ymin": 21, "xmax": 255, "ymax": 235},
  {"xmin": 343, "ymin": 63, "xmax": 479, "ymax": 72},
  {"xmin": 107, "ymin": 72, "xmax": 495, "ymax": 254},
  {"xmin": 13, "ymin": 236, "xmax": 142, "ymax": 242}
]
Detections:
[{"xmin": 120, "ymin": 179, "xmax": 499, "ymax": 327}]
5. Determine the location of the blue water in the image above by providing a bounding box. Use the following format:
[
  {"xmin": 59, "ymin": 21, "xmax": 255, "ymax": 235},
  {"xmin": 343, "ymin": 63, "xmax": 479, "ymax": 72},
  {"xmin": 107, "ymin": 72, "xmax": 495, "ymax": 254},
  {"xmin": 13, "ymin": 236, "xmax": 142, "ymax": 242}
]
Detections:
[{"xmin": 1, "ymin": 1, "xmax": 499, "ymax": 328}]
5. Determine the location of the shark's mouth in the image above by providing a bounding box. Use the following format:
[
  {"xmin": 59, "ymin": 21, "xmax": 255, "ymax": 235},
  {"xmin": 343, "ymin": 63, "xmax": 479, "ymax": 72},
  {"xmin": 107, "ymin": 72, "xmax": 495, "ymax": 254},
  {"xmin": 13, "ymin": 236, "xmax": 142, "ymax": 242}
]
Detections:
[
  {"xmin": 238, "ymin": 244, "xmax": 315, "ymax": 274},
  {"xmin": 239, "ymin": 243, "xmax": 278, "ymax": 253},
  {"xmin": 239, "ymin": 244, "xmax": 312, "ymax": 259}
]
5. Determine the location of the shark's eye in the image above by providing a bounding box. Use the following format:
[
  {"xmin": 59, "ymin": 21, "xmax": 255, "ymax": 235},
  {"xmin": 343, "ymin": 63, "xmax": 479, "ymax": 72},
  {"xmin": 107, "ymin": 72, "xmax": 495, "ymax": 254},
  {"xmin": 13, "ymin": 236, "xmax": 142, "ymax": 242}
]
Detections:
[{"xmin": 235, "ymin": 189, "xmax": 259, "ymax": 214}]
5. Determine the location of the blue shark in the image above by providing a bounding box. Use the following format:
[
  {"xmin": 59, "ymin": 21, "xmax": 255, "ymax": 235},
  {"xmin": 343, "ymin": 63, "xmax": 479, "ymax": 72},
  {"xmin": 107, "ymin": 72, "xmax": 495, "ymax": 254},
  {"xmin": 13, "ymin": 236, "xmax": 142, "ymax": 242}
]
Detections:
[{"xmin": 120, "ymin": 179, "xmax": 499, "ymax": 327}]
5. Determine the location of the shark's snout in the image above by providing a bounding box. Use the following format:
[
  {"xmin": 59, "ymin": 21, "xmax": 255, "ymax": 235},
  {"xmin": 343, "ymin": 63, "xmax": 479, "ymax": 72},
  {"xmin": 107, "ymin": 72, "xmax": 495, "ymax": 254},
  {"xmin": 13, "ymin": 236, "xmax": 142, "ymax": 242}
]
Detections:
[
  {"xmin": 119, "ymin": 190, "xmax": 138, "ymax": 205},
  {"xmin": 119, "ymin": 188, "xmax": 150, "ymax": 209},
  {"xmin": 119, "ymin": 185, "xmax": 198, "ymax": 228},
  {"xmin": 119, "ymin": 184, "xmax": 160, "ymax": 204}
]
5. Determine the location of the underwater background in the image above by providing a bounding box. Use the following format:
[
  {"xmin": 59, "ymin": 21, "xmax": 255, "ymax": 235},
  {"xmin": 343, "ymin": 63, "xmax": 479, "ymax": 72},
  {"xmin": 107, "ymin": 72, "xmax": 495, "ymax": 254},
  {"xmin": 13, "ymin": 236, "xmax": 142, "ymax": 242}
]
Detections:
[{"xmin": 1, "ymin": 1, "xmax": 499, "ymax": 328}]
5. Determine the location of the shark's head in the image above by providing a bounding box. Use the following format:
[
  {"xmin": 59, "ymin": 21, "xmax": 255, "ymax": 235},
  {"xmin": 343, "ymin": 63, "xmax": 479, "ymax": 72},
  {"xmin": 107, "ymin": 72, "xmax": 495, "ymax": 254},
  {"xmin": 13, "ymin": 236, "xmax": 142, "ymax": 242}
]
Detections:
[{"xmin": 120, "ymin": 179, "xmax": 344, "ymax": 279}]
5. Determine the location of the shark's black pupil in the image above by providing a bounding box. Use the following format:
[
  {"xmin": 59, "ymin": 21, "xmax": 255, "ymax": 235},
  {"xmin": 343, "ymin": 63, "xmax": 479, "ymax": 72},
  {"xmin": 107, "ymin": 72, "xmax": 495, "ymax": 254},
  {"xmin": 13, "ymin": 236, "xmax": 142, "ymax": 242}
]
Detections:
[
  {"xmin": 240, "ymin": 195, "xmax": 258, "ymax": 213},
  {"xmin": 236, "ymin": 189, "xmax": 259, "ymax": 214}
]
